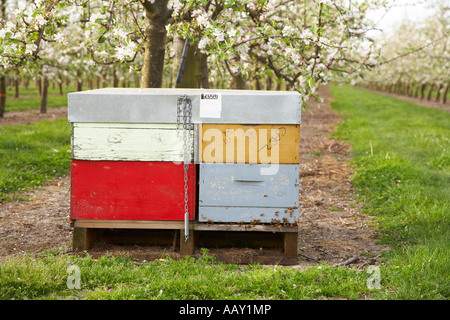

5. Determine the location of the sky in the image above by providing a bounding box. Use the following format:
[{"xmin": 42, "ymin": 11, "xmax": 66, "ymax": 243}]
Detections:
[{"xmin": 365, "ymin": 0, "xmax": 439, "ymax": 38}]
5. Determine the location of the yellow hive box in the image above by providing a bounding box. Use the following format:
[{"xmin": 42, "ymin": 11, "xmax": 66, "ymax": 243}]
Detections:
[{"xmin": 199, "ymin": 124, "xmax": 300, "ymax": 164}]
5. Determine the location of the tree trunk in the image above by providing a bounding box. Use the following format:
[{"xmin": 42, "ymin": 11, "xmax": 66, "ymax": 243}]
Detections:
[
  {"xmin": 14, "ymin": 77, "xmax": 19, "ymax": 98},
  {"xmin": 232, "ymin": 73, "xmax": 246, "ymax": 89},
  {"xmin": 395, "ymin": 81, "xmax": 401, "ymax": 94},
  {"xmin": 37, "ymin": 79, "xmax": 42, "ymax": 96},
  {"xmin": 40, "ymin": 76, "xmax": 48, "ymax": 114},
  {"xmin": 101, "ymin": 74, "xmax": 107, "ymax": 88},
  {"xmin": 406, "ymin": 81, "xmax": 412, "ymax": 96},
  {"xmin": 275, "ymin": 79, "xmax": 281, "ymax": 91},
  {"xmin": 427, "ymin": 83, "xmax": 434, "ymax": 101},
  {"xmin": 58, "ymin": 75, "xmax": 64, "ymax": 95},
  {"xmin": 113, "ymin": 68, "xmax": 119, "ymax": 88},
  {"xmin": 442, "ymin": 82, "xmax": 449, "ymax": 104},
  {"xmin": 172, "ymin": 35, "xmax": 184, "ymax": 87},
  {"xmin": 175, "ymin": 39, "xmax": 202, "ymax": 88},
  {"xmin": 76, "ymin": 69, "xmax": 83, "ymax": 91},
  {"xmin": 167, "ymin": 70, "xmax": 173, "ymax": 88},
  {"xmin": 24, "ymin": 76, "xmax": 29, "ymax": 91},
  {"xmin": 252, "ymin": 78, "xmax": 261, "ymax": 90},
  {"xmin": 141, "ymin": 0, "xmax": 170, "ymax": 88},
  {"xmin": 420, "ymin": 83, "xmax": 426, "ymax": 100},
  {"xmin": 200, "ymin": 53, "xmax": 210, "ymax": 89},
  {"xmin": 0, "ymin": 76, "xmax": 6, "ymax": 118},
  {"xmin": 264, "ymin": 75, "xmax": 272, "ymax": 90},
  {"xmin": 414, "ymin": 84, "xmax": 419, "ymax": 98},
  {"xmin": 435, "ymin": 83, "xmax": 443, "ymax": 103}
]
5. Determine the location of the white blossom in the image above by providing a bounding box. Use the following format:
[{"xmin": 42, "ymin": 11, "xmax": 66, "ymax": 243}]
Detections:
[
  {"xmin": 54, "ymin": 33, "xmax": 68, "ymax": 45},
  {"xmin": 90, "ymin": 13, "xmax": 106, "ymax": 23},
  {"xmin": 198, "ymin": 37, "xmax": 209, "ymax": 49},
  {"xmin": 25, "ymin": 43, "xmax": 37, "ymax": 55},
  {"xmin": 114, "ymin": 41, "xmax": 136, "ymax": 61},
  {"xmin": 212, "ymin": 30, "xmax": 225, "ymax": 42},
  {"xmin": 227, "ymin": 29, "xmax": 237, "ymax": 37},
  {"xmin": 113, "ymin": 28, "xmax": 128, "ymax": 42},
  {"xmin": 17, "ymin": 1, "xmax": 27, "ymax": 11}
]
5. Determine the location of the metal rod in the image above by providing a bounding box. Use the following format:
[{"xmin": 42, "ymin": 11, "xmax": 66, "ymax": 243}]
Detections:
[
  {"xmin": 185, "ymin": 211, "xmax": 189, "ymax": 242},
  {"xmin": 176, "ymin": 38, "xmax": 190, "ymax": 84}
]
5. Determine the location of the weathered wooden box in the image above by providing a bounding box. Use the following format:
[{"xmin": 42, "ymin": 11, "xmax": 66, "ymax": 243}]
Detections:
[
  {"xmin": 68, "ymin": 88, "xmax": 301, "ymax": 256},
  {"xmin": 195, "ymin": 91, "xmax": 301, "ymax": 225},
  {"xmin": 68, "ymin": 89, "xmax": 197, "ymax": 222},
  {"xmin": 198, "ymin": 163, "xmax": 299, "ymax": 223}
]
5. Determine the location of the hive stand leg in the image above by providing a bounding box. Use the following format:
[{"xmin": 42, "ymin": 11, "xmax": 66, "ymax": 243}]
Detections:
[
  {"xmin": 73, "ymin": 227, "xmax": 100, "ymax": 252},
  {"xmin": 283, "ymin": 232, "xmax": 298, "ymax": 257},
  {"xmin": 180, "ymin": 229, "xmax": 195, "ymax": 256}
]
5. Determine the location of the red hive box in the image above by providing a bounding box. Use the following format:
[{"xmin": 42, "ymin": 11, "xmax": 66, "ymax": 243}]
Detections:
[
  {"xmin": 70, "ymin": 161, "xmax": 196, "ymax": 221},
  {"xmin": 68, "ymin": 90, "xmax": 197, "ymax": 223}
]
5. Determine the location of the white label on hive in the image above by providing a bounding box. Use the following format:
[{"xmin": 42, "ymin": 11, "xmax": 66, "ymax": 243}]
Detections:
[{"xmin": 199, "ymin": 92, "xmax": 222, "ymax": 118}]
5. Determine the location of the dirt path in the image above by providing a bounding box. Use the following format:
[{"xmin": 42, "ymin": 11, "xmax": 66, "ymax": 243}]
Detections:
[
  {"xmin": 0, "ymin": 106, "xmax": 68, "ymax": 126},
  {"xmin": 0, "ymin": 88, "xmax": 388, "ymax": 267},
  {"xmin": 297, "ymin": 87, "xmax": 387, "ymax": 266},
  {"xmin": 0, "ymin": 176, "xmax": 72, "ymax": 258}
]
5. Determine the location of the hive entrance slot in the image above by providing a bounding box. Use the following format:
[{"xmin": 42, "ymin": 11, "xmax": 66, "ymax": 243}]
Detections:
[{"xmin": 233, "ymin": 179, "xmax": 265, "ymax": 187}]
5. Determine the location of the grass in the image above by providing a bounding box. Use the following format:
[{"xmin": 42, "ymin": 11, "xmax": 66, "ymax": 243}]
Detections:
[
  {"xmin": 0, "ymin": 119, "xmax": 71, "ymax": 201},
  {"xmin": 4, "ymin": 84, "xmax": 74, "ymax": 112},
  {"xmin": 1, "ymin": 84, "xmax": 72, "ymax": 199},
  {"xmin": 6, "ymin": 84, "xmax": 76, "ymax": 97},
  {"xmin": 330, "ymin": 84, "xmax": 449, "ymax": 299},
  {"xmin": 5, "ymin": 95, "xmax": 70, "ymax": 112},
  {"xmin": 0, "ymin": 250, "xmax": 373, "ymax": 300}
]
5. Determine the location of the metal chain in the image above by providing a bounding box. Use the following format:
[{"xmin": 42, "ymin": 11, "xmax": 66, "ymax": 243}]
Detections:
[{"xmin": 176, "ymin": 95, "xmax": 193, "ymax": 242}]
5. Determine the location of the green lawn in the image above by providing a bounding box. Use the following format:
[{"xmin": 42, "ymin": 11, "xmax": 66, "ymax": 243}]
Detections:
[
  {"xmin": 6, "ymin": 84, "xmax": 76, "ymax": 97},
  {"xmin": 330, "ymin": 84, "xmax": 449, "ymax": 299},
  {"xmin": 5, "ymin": 95, "xmax": 69, "ymax": 112},
  {"xmin": 3, "ymin": 84, "xmax": 76, "ymax": 112},
  {"xmin": 0, "ymin": 251, "xmax": 373, "ymax": 300},
  {"xmin": 0, "ymin": 119, "xmax": 71, "ymax": 201},
  {"xmin": 4, "ymin": 86, "xmax": 74, "ymax": 113}
]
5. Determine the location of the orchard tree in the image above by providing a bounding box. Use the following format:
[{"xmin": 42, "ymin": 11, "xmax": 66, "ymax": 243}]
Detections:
[
  {"xmin": 0, "ymin": 0, "xmax": 65, "ymax": 115},
  {"xmin": 168, "ymin": 0, "xmax": 390, "ymax": 102},
  {"xmin": 1, "ymin": 0, "xmax": 395, "ymax": 116},
  {"xmin": 356, "ymin": 1, "xmax": 449, "ymax": 103}
]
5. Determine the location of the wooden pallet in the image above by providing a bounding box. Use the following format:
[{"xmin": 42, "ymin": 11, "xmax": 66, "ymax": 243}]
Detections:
[{"xmin": 72, "ymin": 219, "xmax": 298, "ymax": 259}]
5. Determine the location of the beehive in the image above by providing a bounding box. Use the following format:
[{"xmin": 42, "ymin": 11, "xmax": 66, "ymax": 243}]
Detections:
[{"xmin": 68, "ymin": 88, "xmax": 301, "ymax": 255}]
